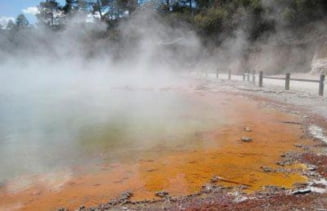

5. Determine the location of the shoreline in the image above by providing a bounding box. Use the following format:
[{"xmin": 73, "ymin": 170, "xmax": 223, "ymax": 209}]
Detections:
[{"xmin": 77, "ymin": 79, "xmax": 327, "ymax": 210}]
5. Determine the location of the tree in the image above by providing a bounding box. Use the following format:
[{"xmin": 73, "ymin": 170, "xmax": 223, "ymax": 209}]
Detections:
[
  {"xmin": 195, "ymin": 0, "xmax": 214, "ymax": 9},
  {"xmin": 77, "ymin": 0, "xmax": 91, "ymax": 11},
  {"xmin": 91, "ymin": 0, "xmax": 138, "ymax": 22},
  {"xmin": 37, "ymin": 0, "xmax": 61, "ymax": 28},
  {"xmin": 194, "ymin": 7, "xmax": 227, "ymax": 35},
  {"xmin": 15, "ymin": 14, "xmax": 29, "ymax": 29},
  {"xmin": 62, "ymin": 0, "xmax": 77, "ymax": 15},
  {"xmin": 6, "ymin": 20, "xmax": 16, "ymax": 31},
  {"xmin": 92, "ymin": 0, "xmax": 105, "ymax": 20},
  {"xmin": 116, "ymin": 0, "xmax": 138, "ymax": 14}
]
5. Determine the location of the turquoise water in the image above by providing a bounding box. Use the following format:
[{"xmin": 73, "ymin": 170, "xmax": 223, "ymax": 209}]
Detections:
[{"xmin": 0, "ymin": 86, "xmax": 226, "ymax": 183}]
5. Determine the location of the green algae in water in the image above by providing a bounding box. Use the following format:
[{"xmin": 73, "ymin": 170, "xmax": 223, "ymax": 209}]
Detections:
[
  {"xmin": 77, "ymin": 91, "xmax": 228, "ymax": 162},
  {"xmin": 0, "ymin": 90, "xmax": 228, "ymax": 181}
]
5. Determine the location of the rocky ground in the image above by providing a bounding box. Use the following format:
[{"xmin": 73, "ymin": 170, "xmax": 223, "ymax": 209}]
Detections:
[{"xmin": 59, "ymin": 78, "xmax": 327, "ymax": 211}]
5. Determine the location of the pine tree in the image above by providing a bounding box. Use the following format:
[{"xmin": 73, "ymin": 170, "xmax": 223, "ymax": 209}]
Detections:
[
  {"xmin": 15, "ymin": 14, "xmax": 29, "ymax": 29},
  {"xmin": 37, "ymin": 0, "xmax": 61, "ymax": 28}
]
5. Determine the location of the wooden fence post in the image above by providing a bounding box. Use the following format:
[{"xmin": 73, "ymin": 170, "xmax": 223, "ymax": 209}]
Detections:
[
  {"xmin": 285, "ymin": 73, "xmax": 290, "ymax": 90},
  {"xmin": 243, "ymin": 73, "xmax": 245, "ymax": 81},
  {"xmin": 247, "ymin": 71, "xmax": 250, "ymax": 81},
  {"xmin": 259, "ymin": 71, "xmax": 263, "ymax": 87},
  {"xmin": 228, "ymin": 69, "xmax": 231, "ymax": 80},
  {"xmin": 319, "ymin": 74, "xmax": 325, "ymax": 96},
  {"xmin": 252, "ymin": 71, "xmax": 256, "ymax": 84}
]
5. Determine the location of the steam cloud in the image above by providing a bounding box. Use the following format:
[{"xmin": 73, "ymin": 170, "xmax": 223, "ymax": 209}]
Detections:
[
  {"xmin": 0, "ymin": 8, "xmax": 201, "ymax": 183},
  {"xmin": 0, "ymin": 2, "xmax": 326, "ymax": 184}
]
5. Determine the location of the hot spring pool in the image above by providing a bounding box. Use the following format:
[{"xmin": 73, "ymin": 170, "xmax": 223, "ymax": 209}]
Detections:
[
  {"xmin": 0, "ymin": 83, "xmax": 309, "ymax": 211},
  {"xmin": 0, "ymin": 88, "xmax": 229, "ymax": 183}
]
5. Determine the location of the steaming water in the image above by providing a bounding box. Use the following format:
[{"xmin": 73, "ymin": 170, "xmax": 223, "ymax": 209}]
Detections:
[{"xmin": 0, "ymin": 71, "xmax": 226, "ymax": 184}]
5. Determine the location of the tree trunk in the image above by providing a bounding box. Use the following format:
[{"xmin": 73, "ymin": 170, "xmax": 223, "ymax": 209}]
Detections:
[
  {"xmin": 96, "ymin": 0, "xmax": 104, "ymax": 21},
  {"xmin": 189, "ymin": 0, "xmax": 193, "ymax": 16},
  {"xmin": 51, "ymin": 9, "xmax": 54, "ymax": 27}
]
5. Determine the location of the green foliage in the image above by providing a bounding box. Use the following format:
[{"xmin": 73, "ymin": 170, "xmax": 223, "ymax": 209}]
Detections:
[
  {"xmin": 37, "ymin": 0, "xmax": 61, "ymax": 28},
  {"xmin": 15, "ymin": 14, "xmax": 29, "ymax": 29},
  {"xmin": 274, "ymin": 0, "xmax": 327, "ymax": 25},
  {"xmin": 6, "ymin": 20, "xmax": 16, "ymax": 31},
  {"xmin": 11, "ymin": 0, "xmax": 327, "ymax": 44},
  {"xmin": 194, "ymin": 8, "xmax": 228, "ymax": 34}
]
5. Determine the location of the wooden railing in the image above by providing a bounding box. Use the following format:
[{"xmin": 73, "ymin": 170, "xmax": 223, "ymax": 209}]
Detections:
[{"xmin": 214, "ymin": 70, "xmax": 326, "ymax": 96}]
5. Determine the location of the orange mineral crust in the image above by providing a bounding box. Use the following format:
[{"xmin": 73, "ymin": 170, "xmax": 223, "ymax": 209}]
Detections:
[{"xmin": 0, "ymin": 91, "xmax": 308, "ymax": 211}]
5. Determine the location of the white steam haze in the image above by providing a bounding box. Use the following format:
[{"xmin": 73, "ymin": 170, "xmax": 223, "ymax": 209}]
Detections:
[
  {"xmin": 203, "ymin": 1, "xmax": 327, "ymax": 75},
  {"xmin": 0, "ymin": 8, "xmax": 203, "ymax": 183},
  {"xmin": 22, "ymin": 6, "xmax": 40, "ymax": 16},
  {"xmin": 0, "ymin": 16, "xmax": 15, "ymax": 29},
  {"xmin": 1, "ymin": 1, "xmax": 327, "ymax": 186}
]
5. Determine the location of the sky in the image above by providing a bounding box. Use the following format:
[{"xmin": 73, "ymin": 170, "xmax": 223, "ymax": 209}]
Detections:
[
  {"xmin": 0, "ymin": 0, "xmax": 151, "ymax": 26},
  {"xmin": 0, "ymin": 0, "xmax": 65, "ymax": 26}
]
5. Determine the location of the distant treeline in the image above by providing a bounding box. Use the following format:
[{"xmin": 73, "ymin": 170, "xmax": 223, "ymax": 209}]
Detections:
[{"xmin": 2, "ymin": 0, "xmax": 327, "ymax": 45}]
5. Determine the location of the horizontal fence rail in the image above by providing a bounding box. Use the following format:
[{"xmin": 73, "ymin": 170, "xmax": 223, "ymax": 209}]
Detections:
[
  {"xmin": 209, "ymin": 70, "xmax": 325, "ymax": 96},
  {"xmin": 259, "ymin": 71, "xmax": 325, "ymax": 96},
  {"xmin": 263, "ymin": 76, "xmax": 320, "ymax": 83}
]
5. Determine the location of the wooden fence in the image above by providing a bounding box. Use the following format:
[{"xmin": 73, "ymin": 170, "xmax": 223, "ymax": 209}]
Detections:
[{"xmin": 214, "ymin": 70, "xmax": 326, "ymax": 96}]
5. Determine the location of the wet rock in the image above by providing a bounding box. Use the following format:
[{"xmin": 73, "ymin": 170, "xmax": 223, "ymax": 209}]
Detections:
[
  {"xmin": 241, "ymin": 137, "xmax": 253, "ymax": 142},
  {"xmin": 280, "ymin": 152, "xmax": 294, "ymax": 158},
  {"xmin": 120, "ymin": 191, "xmax": 133, "ymax": 200},
  {"xmin": 303, "ymin": 171, "xmax": 320, "ymax": 178},
  {"xmin": 294, "ymin": 144, "xmax": 304, "ymax": 148},
  {"xmin": 155, "ymin": 191, "xmax": 169, "ymax": 198},
  {"xmin": 233, "ymin": 195, "xmax": 248, "ymax": 203},
  {"xmin": 210, "ymin": 175, "xmax": 222, "ymax": 183},
  {"xmin": 263, "ymin": 186, "xmax": 285, "ymax": 193},
  {"xmin": 105, "ymin": 191, "xmax": 133, "ymax": 207},
  {"xmin": 201, "ymin": 184, "xmax": 215, "ymax": 193},
  {"xmin": 237, "ymin": 185, "xmax": 249, "ymax": 190},
  {"xmin": 311, "ymin": 183, "xmax": 327, "ymax": 189},
  {"xmin": 107, "ymin": 200, "xmax": 115, "ymax": 206},
  {"xmin": 260, "ymin": 166, "xmax": 273, "ymax": 173},
  {"xmin": 293, "ymin": 182, "xmax": 309, "ymax": 189},
  {"xmin": 292, "ymin": 188, "xmax": 311, "ymax": 195},
  {"xmin": 275, "ymin": 168, "xmax": 292, "ymax": 174},
  {"xmin": 99, "ymin": 203, "xmax": 111, "ymax": 210},
  {"xmin": 244, "ymin": 127, "xmax": 252, "ymax": 132},
  {"xmin": 307, "ymin": 164, "xmax": 317, "ymax": 171},
  {"xmin": 78, "ymin": 205, "xmax": 86, "ymax": 211},
  {"xmin": 276, "ymin": 160, "xmax": 293, "ymax": 166}
]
